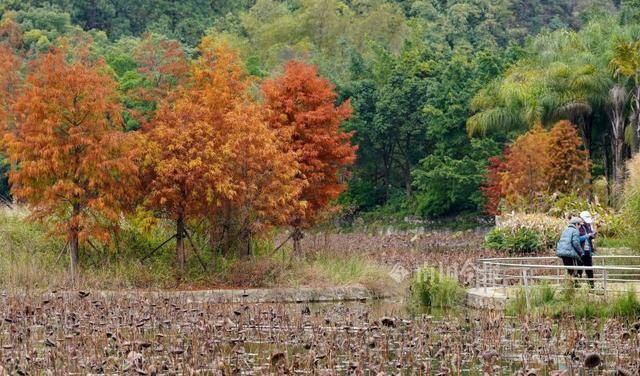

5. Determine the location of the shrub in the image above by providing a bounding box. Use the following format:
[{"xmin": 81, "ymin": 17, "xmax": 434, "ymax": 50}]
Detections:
[
  {"xmin": 411, "ymin": 267, "xmax": 465, "ymax": 308},
  {"xmin": 484, "ymin": 227, "xmax": 507, "ymax": 251},
  {"xmin": 484, "ymin": 227, "xmax": 543, "ymax": 253},
  {"xmin": 504, "ymin": 228, "xmax": 542, "ymax": 253},
  {"xmin": 486, "ymin": 213, "xmax": 565, "ymax": 252}
]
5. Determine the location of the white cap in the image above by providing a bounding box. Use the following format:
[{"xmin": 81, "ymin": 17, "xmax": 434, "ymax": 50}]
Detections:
[{"xmin": 579, "ymin": 211, "xmax": 593, "ymax": 224}]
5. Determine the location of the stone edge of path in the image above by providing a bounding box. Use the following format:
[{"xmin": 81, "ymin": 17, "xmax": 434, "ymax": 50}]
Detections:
[
  {"xmin": 47, "ymin": 284, "xmax": 392, "ymax": 304},
  {"xmin": 465, "ymin": 287, "xmax": 507, "ymax": 310}
]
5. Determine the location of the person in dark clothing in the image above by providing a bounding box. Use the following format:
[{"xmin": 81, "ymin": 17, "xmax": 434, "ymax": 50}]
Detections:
[
  {"xmin": 560, "ymin": 255, "xmax": 578, "ymax": 277},
  {"xmin": 556, "ymin": 217, "xmax": 584, "ymax": 278},
  {"xmin": 577, "ymin": 211, "xmax": 597, "ymax": 288}
]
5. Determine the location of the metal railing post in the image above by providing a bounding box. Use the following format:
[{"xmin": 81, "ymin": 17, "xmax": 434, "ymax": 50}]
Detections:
[{"xmin": 603, "ymin": 269, "xmax": 608, "ymax": 299}]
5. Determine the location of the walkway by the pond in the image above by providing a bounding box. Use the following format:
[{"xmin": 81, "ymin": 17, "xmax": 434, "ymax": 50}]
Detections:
[{"xmin": 470, "ymin": 250, "xmax": 640, "ymax": 309}]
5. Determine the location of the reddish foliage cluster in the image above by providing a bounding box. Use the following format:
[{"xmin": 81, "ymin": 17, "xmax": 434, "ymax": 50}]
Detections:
[
  {"xmin": 481, "ymin": 147, "xmax": 509, "ymax": 216},
  {"xmin": 144, "ymin": 40, "xmax": 304, "ymax": 261},
  {"xmin": 502, "ymin": 124, "xmax": 552, "ymax": 208},
  {"xmin": 0, "ymin": 18, "xmax": 23, "ymax": 50},
  {"xmin": 547, "ymin": 120, "xmax": 591, "ymax": 194},
  {"xmin": 0, "ymin": 44, "xmax": 20, "ymax": 131},
  {"xmin": 262, "ymin": 61, "xmax": 357, "ymax": 229},
  {"xmin": 483, "ymin": 121, "xmax": 591, "ymax": 214}
]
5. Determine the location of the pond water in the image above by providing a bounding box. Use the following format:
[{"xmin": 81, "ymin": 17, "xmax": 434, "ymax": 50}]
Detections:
[{"xmin": 0, "ymin": 293, "xmax": 638, "ymax": 374}]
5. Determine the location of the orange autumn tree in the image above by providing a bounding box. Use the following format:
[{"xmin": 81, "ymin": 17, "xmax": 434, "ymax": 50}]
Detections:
[
  {"xmin": 194, "ymin": 41, "xmax": 301, "ymax": 257},
  {"xmin": 4, "ymin": 46, "xmax": 138, "ymax": 276},
  {"xmin": 211, "ymin": 102, "xmax": 301, "ymax": 257},
  {"xmin": 143, "ymin": 80, "xmax": 229, "ymax": 272},
  {"xmin": 501, "ymin": 124, "xmax": 551, "ymax": 211},
  {"xmin": 485, "ymin": 121, "xmax": 592, "ymax": 213},
  {"xmin": 0, "ymin": 17, "xmax": 23, "ymax": 50},
  {"xmin": 261, "ymin": 61, "xmax": 357, "ymax": 253},
  {"xmin": 0, "ymin": 44, "xmax": 20, "ymax": 132},
  {"xmin": 547, "ymin": 120, "xmax": 591, "ymax": 194},
  {"xmin": 145, "ymin": 39, "xmax": 299, "ymax": 266}
]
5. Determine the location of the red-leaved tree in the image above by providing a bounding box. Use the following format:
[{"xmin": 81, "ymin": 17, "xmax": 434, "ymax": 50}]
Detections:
[
  {"xmin": 481, "ymin": 147, "xmax": 509, "ymax": 216},
  {"xmin": 261, "ymin": 61, "xmax": 357, "ymax": 253},
  {"xmin": 132, "ymin": 33, "xmax": 190, "ymax": 129},
  {"xmin": 483, "ymin": 121, "xmax": 592, "ymax": 213}
]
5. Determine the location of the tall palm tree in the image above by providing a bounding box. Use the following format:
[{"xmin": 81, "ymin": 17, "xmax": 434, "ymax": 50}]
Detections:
[
  {"xmin": 468, "ymin": 20, "xmax": 614, "ymax": 156},
  {"xmin": 608, "ymin": 84, "xmax": 630, "ymax": 193},
  {"xmin": 611, "ymin": 39, "xmax": 640, "ymax": 153}
]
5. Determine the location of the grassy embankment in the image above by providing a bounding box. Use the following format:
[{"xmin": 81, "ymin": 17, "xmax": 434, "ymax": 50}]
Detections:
[
  {"xmin": 506, "ymin": 281, "xmax": 640, "ymax": 319},
  {"xmin": 0, "ymin": 208, "xmax": 395, "ymax": 292}
]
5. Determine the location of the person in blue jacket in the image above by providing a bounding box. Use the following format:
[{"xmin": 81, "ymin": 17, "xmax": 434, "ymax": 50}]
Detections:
[{"xmin": 556, "ymin": 217, "xmax": 584, "ymax": 277}]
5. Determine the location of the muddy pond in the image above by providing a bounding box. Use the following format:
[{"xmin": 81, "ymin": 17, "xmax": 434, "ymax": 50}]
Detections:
[{"xmin": 0, "ymin": 292, "xmax": 638, "ymax": 375}]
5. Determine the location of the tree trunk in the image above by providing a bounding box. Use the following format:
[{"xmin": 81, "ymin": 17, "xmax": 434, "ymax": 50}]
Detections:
[
  {"xmin": 238, "ymin": 230, "xmax": 252, "ymax": 258},
  {"xmin": 576, "ymin": 113, "xmax": 594, "ymax": 160},
  {"xmin": 402, "ymin": 161, "xmax": 412, "ymax": 197},
  {"xmin": 603, "ymin": 135, "xmax": 611, "ymax": 207},
  {"xmin": 402, "ymin": 137, "xmax": 413, "ymax": 197},
  {"xmin": 69, "ymin": 203, "xmax": 80, "ymax": 280},
  {"xmin": 208, "ymin": 225, "xmax": 218, "ymax": 265},
  {"xmin": 613, "ymin": 137, "xmax": 626, "ymax": 197},
  {"xmin": 609, "ymin": 85, "xmax": 630, "ymax": 201},
  {"xmin": 292, "ymin": 227, "xmax": 304, "ymax": 258},
  {"xmin": 222, "ymin": 220, "xmax": 232, "ymax": 255},
  {"xmin": 208, "ymin": 217, "xmax": 225, "ymax": 268},
  {"xmin": 176, "ymin": 215, "xmax": 185, "ymax": 273},
  {"xmin": 69, "ymin": 228, "xmax": 79, "ymax": 280},
  {"xmin": 382, "ymin": 153, "xmax": 391, "ymax": 201}
]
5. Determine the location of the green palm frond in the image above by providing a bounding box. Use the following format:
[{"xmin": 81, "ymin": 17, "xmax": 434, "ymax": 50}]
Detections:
[
  {"xmin": 611, "ymin": 39, "xmax": 640, "ymax": 79},
  {"xmin": 466, "ymin": 106, "xmax": 524, "ymax": 136},
  {"xmin": 554, "ymin": 101, "xmax": 593, "ymax": 121}
]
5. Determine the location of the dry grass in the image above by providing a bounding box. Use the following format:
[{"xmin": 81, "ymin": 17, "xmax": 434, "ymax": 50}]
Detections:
[
  {"xmin": 0, "ymin": 207, "xmax": 497, "ymax": 295},
  {"xmin": 0, "ymin": 207, "xmax": 403, "ymax": 292}
]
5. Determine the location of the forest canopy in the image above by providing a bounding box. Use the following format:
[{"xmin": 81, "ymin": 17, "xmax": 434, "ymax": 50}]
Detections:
[{"xmin": 0, "ymin": 0, "xmax": 636, "ymax": 222}]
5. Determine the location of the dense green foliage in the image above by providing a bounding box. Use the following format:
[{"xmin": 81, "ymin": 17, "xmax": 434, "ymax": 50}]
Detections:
[
  {"xmin": 0, "ymin": 0, "xmax": 635, "ymax": 220},
  {"xmin": 411, "ymin": 267, "xmax": 465, "ymax": 308},
  {"xmin": 484, "ymin": 227, "xmax": 543, "ymax": 253}
]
